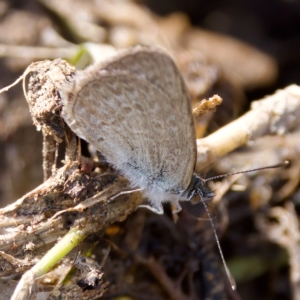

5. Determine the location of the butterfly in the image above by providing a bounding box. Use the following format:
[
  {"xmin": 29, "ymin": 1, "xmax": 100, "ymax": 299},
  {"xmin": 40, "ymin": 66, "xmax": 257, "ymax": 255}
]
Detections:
[{"xmin": 60, "ymin": 46, "xmax": 214, "ymax": 215}]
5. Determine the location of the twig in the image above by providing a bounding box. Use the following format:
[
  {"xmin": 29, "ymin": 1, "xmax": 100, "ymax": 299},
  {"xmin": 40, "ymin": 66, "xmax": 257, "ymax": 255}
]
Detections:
[
  {"xmin": 0, "ymin": 43, "xmax": 78, "ymax": 60},
  {"xmin": 196, "ymin": 85, "xmax": 300, "ymax": 170}
]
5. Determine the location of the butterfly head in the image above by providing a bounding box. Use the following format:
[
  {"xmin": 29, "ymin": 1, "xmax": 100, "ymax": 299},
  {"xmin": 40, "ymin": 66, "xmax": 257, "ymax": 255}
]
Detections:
[{"xmin": 184, "ymin": 174, "xmax": 215, "ymax": 204}]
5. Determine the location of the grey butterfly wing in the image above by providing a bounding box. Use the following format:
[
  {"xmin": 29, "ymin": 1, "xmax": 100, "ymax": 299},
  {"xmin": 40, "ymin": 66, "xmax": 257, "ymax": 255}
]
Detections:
[
  {"xmin": 60, "ymin": 48, "xmax": 196, "ymax": 196},
  {"xmin": 98, "ymin": 46, "xmax": 185, "ymax": 105}
]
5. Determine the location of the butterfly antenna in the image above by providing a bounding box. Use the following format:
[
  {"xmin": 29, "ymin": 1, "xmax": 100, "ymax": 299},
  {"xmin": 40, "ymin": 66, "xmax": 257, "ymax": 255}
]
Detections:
[
  {"xmin": 204, "ymin": 161, "xmax": 289, "ymax": 183},
  {"xmin": 200, "ymin": 161, "xmax": 289, "ymax": 290},
  {"xmin": 200, "ymin": 196, "xmax": 236, "ymax": 290}
]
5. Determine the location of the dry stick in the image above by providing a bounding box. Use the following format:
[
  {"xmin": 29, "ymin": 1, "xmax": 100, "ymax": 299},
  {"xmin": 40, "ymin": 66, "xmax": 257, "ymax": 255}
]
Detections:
[
  {"xmin": 192, "ymin": 94, "xmax": 223, "ymax": 120},
  {"xmin": 196, "ymin": 85, "xmax": 300, "ymax": 171},
  {"xmin": 8, "ymin": 175, "xmax": 143, "ymax": 300},
  {"xmin": 22, "ymin": 59, "xmax": 77, "ymax": 179},
  {"xmin": 0, "ymin": 44, "xmax": 78, "ymax": 60},
  {"xmin": 257, "ymin": 203, "xmax": 300, "ymax": 300},
  {"xmin": 42, "ymin": 133, "xmax": 58, "ymax": 180}
]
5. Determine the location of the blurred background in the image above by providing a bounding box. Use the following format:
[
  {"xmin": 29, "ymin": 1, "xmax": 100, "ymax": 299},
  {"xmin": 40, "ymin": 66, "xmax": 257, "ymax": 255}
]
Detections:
[{"xmin": 1, "ymin": 0, "xmax": 300, "ymax": 299}]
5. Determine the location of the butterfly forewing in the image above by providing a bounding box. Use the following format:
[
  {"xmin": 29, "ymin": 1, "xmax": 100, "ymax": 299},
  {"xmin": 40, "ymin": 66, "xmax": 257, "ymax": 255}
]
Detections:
[{"xmin": 60, "ymin": 46, "xmax": 196, "ymax": 196}]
